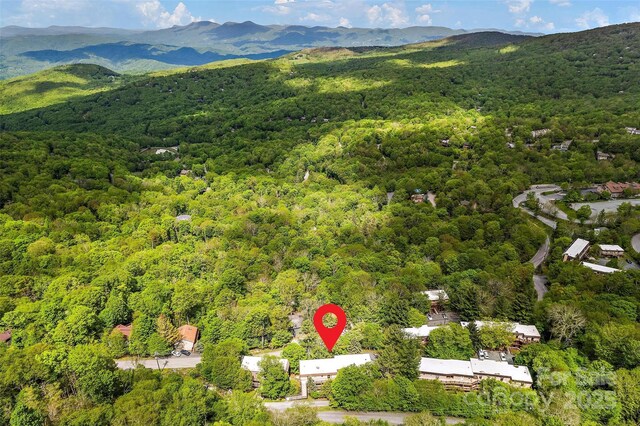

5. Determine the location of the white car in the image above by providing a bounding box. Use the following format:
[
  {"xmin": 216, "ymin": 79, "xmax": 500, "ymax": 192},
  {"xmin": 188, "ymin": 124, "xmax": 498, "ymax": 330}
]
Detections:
[{"xmin": 171, "ymin": 350, "xmax": 182, "ymax": 357}]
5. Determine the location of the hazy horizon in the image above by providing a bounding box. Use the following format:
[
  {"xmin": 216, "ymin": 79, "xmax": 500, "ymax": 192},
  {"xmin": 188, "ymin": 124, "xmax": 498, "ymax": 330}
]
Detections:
[{"xmin": 1, "ymin": 0, "xmax": 639, "ymax": 35}]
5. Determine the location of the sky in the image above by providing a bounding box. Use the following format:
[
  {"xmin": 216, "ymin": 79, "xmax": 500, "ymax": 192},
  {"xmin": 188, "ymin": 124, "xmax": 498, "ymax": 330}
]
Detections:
[{"xmin": 0, "ymin": 0, "xmax": 638, "ymax": 34}]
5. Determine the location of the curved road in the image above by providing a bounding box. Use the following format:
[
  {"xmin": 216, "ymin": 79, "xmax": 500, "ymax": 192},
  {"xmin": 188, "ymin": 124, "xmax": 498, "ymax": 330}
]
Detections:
[
  {"xmin": 513, "ymin": 185, "xmax": 563, "ymax": 229},
  {"xmin": 632, "ymin": 234, "xmax": 640, "ymax": 253},
  {"xmin": 530, "ymin": 236, "xmax": 550, "ymax": 269}
]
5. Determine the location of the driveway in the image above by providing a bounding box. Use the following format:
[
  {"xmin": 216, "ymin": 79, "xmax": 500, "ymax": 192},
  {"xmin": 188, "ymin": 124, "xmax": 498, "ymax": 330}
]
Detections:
[
  {"xmin": 533, "ymin": 275, "xmax": 549, "ymax": 301},
  {"xmin": 530, "ymin": 236, "xmax": 550, "ymax": 269},
  {"xmin": 116, "ymin": 355, "xmax": 201, "ymax": 370}
]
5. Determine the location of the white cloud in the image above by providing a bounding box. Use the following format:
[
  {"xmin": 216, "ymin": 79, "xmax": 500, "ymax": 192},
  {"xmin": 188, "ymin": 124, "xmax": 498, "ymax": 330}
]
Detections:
[
  {"xmin": 514, "ymin": 18, "xmax": 525, "ymax": 27},
  {"xmin": 415, "ymin": 3, "xmax": 437, "ymax": 25},
  {"xmin": 367, "ymin": 5, "xmax": 382, "ymax": 24},
  {"xmin": 301, "ymin": 12, "xmax": 328, "ymax": 22},
  {"xmin": 506, "ymin": 0, "xmax": 532, "ymax": 14},
  {"xmin": 529, "ymin": 15, "xmax": 543, "ymax": 23},
  {"xmin": 274, "ymin": 0, "xmax": 295, "ymax": 4},
  {"xmin": 136, "ymin": 1, "xmax": 196, "ymax": 28},
  {"xmin": 575, "ymin": 7, "xmax": 609, "ymax": 29},
  {"xmin": 261, "ymin": 4, "xmax": 292, "ymax": 16},
  {"xmin": 415, "ymin": 4, "xmax": 433, "ymax": 14},
  {"xmin": 339, "ymin": 17, "xmax": 352, "ymax": 28},
  {"xmin": 367, "ymin": 2, "xmax": 409, "ymax": 27},
  {"xmin": 417, "ymin": 14, "xmax": 432, "ymax": 24},
  {"xmin": 549, "ymin": 0, "xmax": 571, "ymax": 6},
  {"xmin": 543, "ymin": 21, "xmax": 555, "ymax": 30}
]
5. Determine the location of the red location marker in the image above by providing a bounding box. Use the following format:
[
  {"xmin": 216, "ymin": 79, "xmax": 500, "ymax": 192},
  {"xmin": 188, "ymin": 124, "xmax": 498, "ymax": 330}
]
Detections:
[{"xmin": 314, "ymin": 303, "xmax": 347, "ymax": 352}]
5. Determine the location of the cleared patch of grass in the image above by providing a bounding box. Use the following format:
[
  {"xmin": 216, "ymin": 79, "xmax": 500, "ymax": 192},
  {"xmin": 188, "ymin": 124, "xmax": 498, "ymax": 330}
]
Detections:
[{"xmin": 0, "ymin": 64, "xmax": 123, "ymax": 114}]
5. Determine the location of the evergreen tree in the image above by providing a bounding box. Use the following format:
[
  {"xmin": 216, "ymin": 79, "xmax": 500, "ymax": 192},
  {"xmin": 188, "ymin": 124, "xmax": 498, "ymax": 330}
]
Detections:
[{"xmin": 377, "ymin": 325, "xmax": 420, "ymax": 380}]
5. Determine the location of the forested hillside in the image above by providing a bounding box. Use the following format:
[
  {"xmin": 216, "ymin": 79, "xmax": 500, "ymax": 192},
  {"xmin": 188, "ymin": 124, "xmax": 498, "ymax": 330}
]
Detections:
[{"xmin": 0, "ymin": 23, "xmax": 639, "ymax": 425}]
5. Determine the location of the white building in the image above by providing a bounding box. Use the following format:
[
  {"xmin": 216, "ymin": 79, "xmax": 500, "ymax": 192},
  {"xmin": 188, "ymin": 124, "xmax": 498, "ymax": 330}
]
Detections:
[
  {"xmin": 299, "ymin": 354, "xmax": 373, "ymax": 397},
  {"xmin": 469, "ymin": 358, "xmax": 533, "ymax": 387},
  {"xmin": 241, "ymin": 356, "xmax": 290, "ymax": 386},
  {"xmin": 563, "ymin": 238, "xmax": 590, "ymax": 262},
  {"xmin": 581, "ymin": 261, "xmax": 621, "ymax": 274},
  {"xmin": 460, "ymin": 320, "xmax": 541, "ymax": 347},
  {"xmin": 402, "ymin": 325, "xmax": 441, "ymax": 340},
  {"xmin": 598, "ymin": 244, "xmax": 624, "ymax": 257},
  {"xmin": 418, "ymin": 357, "xmax": 533, "ymax": 390},
  {"xmin": 421, "ymin": 289, "xmax": 449, "ymax": 312}
]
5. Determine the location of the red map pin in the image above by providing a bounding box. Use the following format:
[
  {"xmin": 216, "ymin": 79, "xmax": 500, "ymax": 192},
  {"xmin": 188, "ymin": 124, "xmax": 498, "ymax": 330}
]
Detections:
[{"xmin": 313, "ymin": 303, "xmax": 347, "ymax": 352}]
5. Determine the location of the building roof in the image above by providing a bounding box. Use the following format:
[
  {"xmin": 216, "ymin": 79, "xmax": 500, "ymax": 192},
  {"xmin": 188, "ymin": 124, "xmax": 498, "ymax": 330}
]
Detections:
[
  {"xmin": 581, "ymin": 261, "xmax": 620, "ymax": 274},
  {"xmin": 470, "ymin": 359, "xmax": 533, "ymax": 384},
  {"xmin": 178, "ymin": 325, "xmax": 199, "ymax": 343},
  {"xmin": 598, "ymin": 244, "xmax": 624, "ymax": 252},
  {"xmin": 114, "ymin": 324, "xmax": 132, "ymax": 339},
  {"xmin": 602, "ymin": 181, "xmax": 640, "ymax": 194},
  {"xmin": 0, "ymin": 330, "xmax": 11, "ymax": 343},
  {"xmin": 241, "ymin": 356, "xmax": 290, "ymax": 373},
  {"xmin": 299, "ymin": 354, "xmax": 373, "ymax": 377},
  {"xmin": 176, "ymin": 214, "xmax": 192, "ymax": 221},
  {"xmin": 421, "ymin": 289, "xmax": 449, "ymax": 302},
  {"xmin": 563, "ymin": 238, "xmax": 590, "ymax": 258},
  {"xmin": 419, "ymin": 357, "xmax": 474, "ymax": 377},
  {"xmin": 461, "ymin": 320, "xmax": 541, "ymax": 339},
  {"xmin": 403, "ymin": 325, "xmax": 440, "ymax": 338}
]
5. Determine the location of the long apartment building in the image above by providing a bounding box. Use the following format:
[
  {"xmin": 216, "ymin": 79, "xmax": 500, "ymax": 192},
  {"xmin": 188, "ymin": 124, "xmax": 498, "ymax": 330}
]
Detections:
[
  {"xmin": 419, "ymin": 357, "xmax": 533, "ymax": 390},
  {"xmin": 299, "ymin": 354, "xmax": 374, "ymax": 397},
  {"xmin": 461, "ymin": 320, "xmax": 541, "ymax": 348}
]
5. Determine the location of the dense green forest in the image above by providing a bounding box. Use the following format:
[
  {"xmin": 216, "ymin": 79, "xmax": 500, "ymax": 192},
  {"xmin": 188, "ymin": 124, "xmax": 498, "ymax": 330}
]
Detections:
[{"xmin": 0, "ymin": 23, "xmax": 639, "ymax": 426}]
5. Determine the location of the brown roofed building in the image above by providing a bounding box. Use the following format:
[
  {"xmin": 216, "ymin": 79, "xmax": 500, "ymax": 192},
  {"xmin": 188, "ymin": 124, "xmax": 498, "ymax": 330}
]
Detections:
[
  {"xmin": 598, "ymin": 181, "xmax": 640, "ymax": 198},
  {"xmin": 0, "ymin": 330, "xmax": 11, "ymax": 344},
  {"xmin": 114, "ymin": 324, "xmax": 132, "ymax": 339},
  {"xmin": 178, "ymin": 325, "xmax": 199, "ymax": 351}
]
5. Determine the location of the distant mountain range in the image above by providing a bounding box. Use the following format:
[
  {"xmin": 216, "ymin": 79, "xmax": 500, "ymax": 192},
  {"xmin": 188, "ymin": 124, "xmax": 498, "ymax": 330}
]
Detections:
[{"xmin": 0, "ymin": 21, "xmax": 540, "ymax": 79}]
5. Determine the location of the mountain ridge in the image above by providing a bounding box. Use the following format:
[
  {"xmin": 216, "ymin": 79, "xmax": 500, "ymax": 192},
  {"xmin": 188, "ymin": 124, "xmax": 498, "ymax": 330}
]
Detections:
[{"xmin": 0, "ymin": 20, "xmax": 542, "ymax": 79}]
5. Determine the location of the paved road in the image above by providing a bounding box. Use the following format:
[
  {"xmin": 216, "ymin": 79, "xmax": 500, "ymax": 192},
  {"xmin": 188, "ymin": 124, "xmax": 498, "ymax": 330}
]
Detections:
[
  {"xmin": 530, "ymin": 236, "xmax": 550, "ymax": 269},
  {"xmin": 427, "ymin": 191, "xmax": 437, "ymax": 208},
  {"xmin": 533, "ymin": 275, "xmax": 549, "ymax": 301},
  {"xmin": 513, "ymin": 185, "xmax": 564, "ymax": 228},
  {"xmin": 318, "ymin": 411, "xmax": 409, "ymax": 425},
  {"xmin": 632, "ymin": 234, "xmax": 640, "ymax": 253},
  {"xmin": 265, "ymin": 401, "xmax": 464, "ymax": 425},
  {"xmin": 116, "ymin": 355, "xmax": 201, "ymax": 370},
  {"xmin": 265, "ymin": 400, "xmax": 331, "ymax": 411}
]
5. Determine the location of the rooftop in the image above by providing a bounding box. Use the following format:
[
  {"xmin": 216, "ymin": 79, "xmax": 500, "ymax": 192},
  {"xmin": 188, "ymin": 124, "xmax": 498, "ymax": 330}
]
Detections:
[
  {"xmin": 0, "ymin": 330, "xmax": 10, "ymax": 343},
  {"xmin": 470, "ymin": 358, "xmax": 533, "ymax": 383},
  {"xmin": 419, "ymin": 357, "xmax": 474, "ymax": 377},
  {"xmin": 403, "ymin": 325, "xmax": 441, "ymax": 338},
  {"xmin": 581, "ymin": 261, "xmax": 620, "ymax": 274},
  {"xmin": 300, "ymin": 354, "xmax": 373, "ymax": 377},
  {"xmin": 178, "ymin": 325, "xmax": 199, "ymax": 343},
  {"xmin": 241, "ymin": 356, "xmax": 290, "ymax": 373},
  {"xmin": 421, "ymin": 289, "xmax": 449, "ymax": 301},
  {"xmin": 563, "ymin": 238, "xmax": 590, "ymax": 258},
  {"xmin": 114, "ymin": 324, "xmax": 132, "ymax": 339},
  {"xmin": 461, "ymin": 320, "xmax": 541, "ymax": 338},
  {"xmin": 598, "ymin": 244, "xmax": 624, "ymax": 252}
]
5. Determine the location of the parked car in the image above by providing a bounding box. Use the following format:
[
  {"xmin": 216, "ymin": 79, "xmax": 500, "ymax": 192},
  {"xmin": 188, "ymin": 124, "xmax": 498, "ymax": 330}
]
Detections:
[
  {"xmin": 171, "ymin": 350, "xmax": 182, "ymax": 357},
  {"xmin": 442, "ymin": 313, "xmax": 448, "ymax": 319},
  {"xmin": 180, "ymin": 350, "xmax": 191, "ymax": 356},
  {"xmin": 500, "ymin": 352, "xmax": 507, "ymax": 361},
  {"xmin": 427, "ymin": 313, "xmax": 433, "ymax": 320},
  {"xmin": 478, "ymin": 350, "xmax": 486, "ymax": 360}
]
